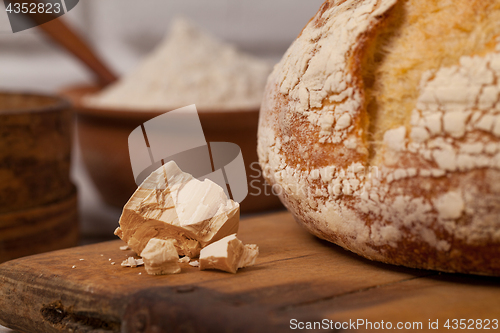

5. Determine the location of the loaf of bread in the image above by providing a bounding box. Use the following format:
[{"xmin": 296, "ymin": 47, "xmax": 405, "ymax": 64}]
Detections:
[{"xmin": 258, "ymin": 0, "xmax": 500, "ymax": 275}]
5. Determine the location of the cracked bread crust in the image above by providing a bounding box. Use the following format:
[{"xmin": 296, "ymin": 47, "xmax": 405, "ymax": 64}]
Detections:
[{"xmin": 258, "ymin": 0, "xmax": 500, "ymax": 275}]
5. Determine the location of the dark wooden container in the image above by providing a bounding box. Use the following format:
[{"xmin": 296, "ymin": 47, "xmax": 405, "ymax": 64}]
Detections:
[
  {"xmin": 62, "ymin": 85, "xmax": 283, "ymax": 213},
  {"xmin": 0, "ymin": 92, "xmax": 78, "ymax": 263},
  {"xmin": 0, "ymin": 92, "xmax": 74, "ymax": 213}
]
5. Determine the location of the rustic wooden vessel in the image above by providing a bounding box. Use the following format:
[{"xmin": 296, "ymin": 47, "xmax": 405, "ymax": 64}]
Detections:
[
  {"xmin": 0, "ymin": 189, "xmax": 78, "ymax": 264},
  {"xmin": 61, "ymin": 85, "xmax": 283, "ymax": 213},
  {"xmin": 0, "ymin": 92, "xmax": 74, "ymax": 213},
  {"xmin": 0, "ymin": 92, "xmax": 78, "ymax": 263}
]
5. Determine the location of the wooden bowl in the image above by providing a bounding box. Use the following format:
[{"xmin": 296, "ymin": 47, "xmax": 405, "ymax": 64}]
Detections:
[
  {"xmin": 0, "ymin": 92, "xmax": 78, "ymax": 263},
  {"xmin": 0, "ymin": 92, "xmax": 75, "ymax": 214},
  {"xmin": 0, "ymin": 189, "xmax": 78, "ymax": 264},
  {"xmin": 61, "ymin": 85, "xmax": 283, "ymax": 213}
]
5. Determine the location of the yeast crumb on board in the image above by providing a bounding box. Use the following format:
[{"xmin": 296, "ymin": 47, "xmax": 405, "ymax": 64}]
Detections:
[
  {"xmin": 121, "ymin": 257, "xmax": 144, "ymax": 268},
  {"xmin": 199, "ymin": 234, "xmax": 259, "ymax": 274},
  {"xmin": 178, "ymin": 256, "xmax": 190, "ymax": 264},
  {"xmin": 141, "ymin": 238, "xmax": 181, "ymax": 275}
]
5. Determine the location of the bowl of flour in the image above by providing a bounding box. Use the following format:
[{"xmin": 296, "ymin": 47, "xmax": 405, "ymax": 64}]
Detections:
[{"xmin": 63, "ymin": 19, "xmax": 283, "ymax": 213}]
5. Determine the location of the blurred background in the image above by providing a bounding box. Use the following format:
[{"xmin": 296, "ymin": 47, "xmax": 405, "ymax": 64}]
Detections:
[
  {"xmin": 0, "ymin": 0, "xmax": 324, "ymax": 242},
  {"xmin": 0, "ymin": 2, "xmax": 326, "ymax": 330},
  {"xmin": 1, "ymin": 0, "xmax": 325, "ymax": 90},
  {"xmin": 0, "ymin": 0, "xmax": 324, "ymax": 268},
  {"xmin": 0, "ymin": 0, "xmax": 323, "ymax": 240}
]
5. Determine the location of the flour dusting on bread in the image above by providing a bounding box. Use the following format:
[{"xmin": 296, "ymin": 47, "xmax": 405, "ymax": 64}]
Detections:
[{"xmin": 258, "ymin": 0, "xmax": 500, "ymax": 275}]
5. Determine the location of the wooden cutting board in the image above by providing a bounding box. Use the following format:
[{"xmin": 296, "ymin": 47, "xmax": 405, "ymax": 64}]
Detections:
[{"xmin": 0, "ymin": 211, "xmax": 499, "ymax": 333}]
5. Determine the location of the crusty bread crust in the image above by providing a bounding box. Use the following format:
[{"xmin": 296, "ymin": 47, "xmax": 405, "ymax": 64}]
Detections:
[{"xmin": 258, "ymin": 0, "xmax": 500, "ymax": 275}]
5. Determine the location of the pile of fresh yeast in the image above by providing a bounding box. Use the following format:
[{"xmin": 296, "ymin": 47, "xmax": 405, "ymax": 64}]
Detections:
[{"xmin": 115, "ymin": 161, "xmax": 258, "ymax": 275}]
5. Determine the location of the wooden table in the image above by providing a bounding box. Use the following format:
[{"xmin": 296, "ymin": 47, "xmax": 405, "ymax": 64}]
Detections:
[{"xmin": 0, "ymin": 211, "xmax": 499, "ymax": 332}]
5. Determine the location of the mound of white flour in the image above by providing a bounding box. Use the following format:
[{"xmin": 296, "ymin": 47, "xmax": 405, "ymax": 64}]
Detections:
[{"xmin": 86, "ymin": 19, "xmax": 272, "ymax": 111}]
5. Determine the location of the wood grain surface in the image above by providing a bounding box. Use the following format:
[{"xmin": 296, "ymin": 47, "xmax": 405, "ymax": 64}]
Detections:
[
  {"xmin": 0, "ymin": 92, "xmax": 74, "ymax": 214},
  {"xmin": 0, "ymin": 190, "xmax": 78, "ymax": 264},
  {"xmin": 0, "ymin": 211, "xmax": 499, "ymax": 332}
]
